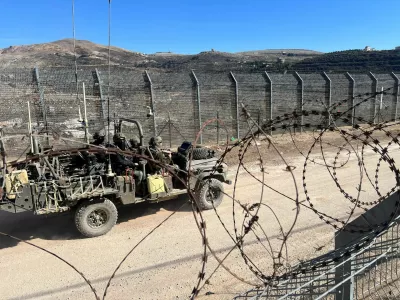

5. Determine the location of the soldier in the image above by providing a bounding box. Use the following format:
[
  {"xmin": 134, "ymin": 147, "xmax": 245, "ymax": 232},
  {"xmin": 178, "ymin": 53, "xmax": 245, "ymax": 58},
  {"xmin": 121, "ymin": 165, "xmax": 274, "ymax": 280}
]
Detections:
[
  {"xmin": 147, "ymin": 136, "xmax": 172, "ymax": 172},
  {"xmin": 128, "ymin": 136, "xmax": 141, "ymax": 150},
  {"xmin": 111, "ymin": 133, "xmax": 144, "ymax": 183}
]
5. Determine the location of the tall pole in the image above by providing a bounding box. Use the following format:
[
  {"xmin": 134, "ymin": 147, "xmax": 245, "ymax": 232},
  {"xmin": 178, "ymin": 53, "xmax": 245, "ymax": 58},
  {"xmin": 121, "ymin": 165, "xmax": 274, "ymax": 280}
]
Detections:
[
  {"xmin": 168, "ymin": 112, "xmax": 172, "ymax": 148},
  {"xmin": 322, "ymin": 72, "xmax": 332, "ymax": 127},
  {"xmin": 230, "ymin": 71, "xmax": 239, "ymax": 139},
  {"xmin": 217, "ymin": 111, "xmax": 220, "ymax": 145},
  {"xmin": 368, "ymin": 72, "xmax": 378, "ymax": 124},
  {"xmin": 345, "ymin": 72, "xmax": 355, "ymax": 127},
  {"xmin": 191, "ymin": 70, "xmax": 202, "ymax": 144},
  {"xmin": 145, "ymin": 70, "xmax": 157, "ymax": 136},
  {"xmin": 379, "ymin": 86, "xmax": 383, "ymax": 123},
  {"xmin": 391, "ymin": 72, "xmax": 400, "ymax": 121},
  {"xmin": 294, "ymin": 71, "xmax": 304, "ymax": 133},
  {"xmin": 83, "ymin": 82, "xmax": 89, "ymax": 144},
  {"xmin": 27, "ymin": 101, "xmax": 34, "ymax": 153},
  {"xmin": 264, "ymin": 71, "xmax": 273, "ymax": 135},
  {"xmin": 107, "ymin": 0, "xmax": 112, "ymax": 143}
]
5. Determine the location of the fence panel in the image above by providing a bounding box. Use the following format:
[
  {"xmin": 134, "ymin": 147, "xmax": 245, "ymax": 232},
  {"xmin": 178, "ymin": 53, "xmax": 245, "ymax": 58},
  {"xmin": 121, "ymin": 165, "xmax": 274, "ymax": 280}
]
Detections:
[
  {"xmin": 301, "ymin": 73, "xmax": 328, "ymax": 127},
  {"xmin": 97, "ymin": 67, "xmax": 153, "ymax": 141},
  {"xmin": 235, "ymin": 72, "xmax": 268, "ymax": 138},
  {"xmin": 196, "ymin": 72, "xmax": 236, "ymax": 144},
  {"xmin": 0, "ymin": 68, "xmax": 37, "ymax": 157},
  {"xmin": 149, "ymin": 71, "xmax": 195, "ymax": 148},
  {"xmin": 375, "ymin": 73, "xmax": 397, "ymax": 123},
  {"xmin": 352, "ymin": 73, "xmax": 375, "ymax": 124},
  {"xmin": 0, "ymin": 68, "xmax": 397, "ymax": 151},
  {"xmin": 269, "ymin": 73, "xmax": 299, "ymax": 133},
  {"xmin": 329, "ymin": 74, "xmax": 351, "ymax": 127}
]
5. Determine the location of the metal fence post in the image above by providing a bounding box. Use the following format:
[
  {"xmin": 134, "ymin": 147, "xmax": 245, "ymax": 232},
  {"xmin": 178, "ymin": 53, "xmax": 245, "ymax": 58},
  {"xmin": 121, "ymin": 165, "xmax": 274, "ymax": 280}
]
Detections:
[
  {"xmin": 391, "ymin": 72, "xmax": 399, "ymax": 121},
  {"xmin": 264, "ymin": 71, "xmax": 273, "ymax": 135},
  {"xmin": 368, "ymin": 72, "xmax": 378, "ymax": 123},
  {"xmin": 168, "ymin": 112, "xmax": 172, "ymax": 148},
  {"xmin": 94, "ymin": 68, "xmax": 106, "ymax": 131},
  {"xmin": 230, "ymin": 71, "xmax": 240, "ymax": 139},
  {"xmin": 191, "ymin": 70, "xmax": 202, "ymax": 144},
  {"xmin": 322, "ymin": 72, "xmax": 332, "ymax": 126},
  {"xmin": 217, "ymin": 111, "xmax": 219, "ymax": 145},
  {"xmin": 145, "ymin": 70, "xmax": 157, "ymax": 136},
  {"xmin": 294, "ymin": 71, "xmax": 304, "ymax": 133},
  {"xmin": 33, "ymin": 67, "xmax": 49, "ymax": 146},
  {"xmin": 345, "ymin": 72, "xmax": 355, "ymax": 127},
  {"xmin": 33, "ymin": 67, "xmax": 47, "ymax": 128}
]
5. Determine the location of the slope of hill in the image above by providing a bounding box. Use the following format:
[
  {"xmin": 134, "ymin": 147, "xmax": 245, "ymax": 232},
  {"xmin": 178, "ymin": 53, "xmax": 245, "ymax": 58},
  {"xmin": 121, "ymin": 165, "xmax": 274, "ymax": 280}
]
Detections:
[
  {"xmin": 0, "ymin": 39, "xmax": 321, "ymax": 71},
  {"xmin": 2, "ymin": 40, "xmax": 398, "ymax": 73},
  {"xmin": 289, "ymin": 49, "xmax": 400, "ymax": 72}
]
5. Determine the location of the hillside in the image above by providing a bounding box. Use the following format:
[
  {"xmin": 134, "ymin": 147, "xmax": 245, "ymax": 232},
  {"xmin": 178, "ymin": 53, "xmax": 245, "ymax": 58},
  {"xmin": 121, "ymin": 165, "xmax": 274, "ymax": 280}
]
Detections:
[
  {"xmin": 0, "ymin": 39, "xmax": 321, "ymax": 71},
  {"xmin": 289, "ymin": 49, "xmax": 400, "ymax": 72},
  {"xmin": 1, "ymin": 40, "xmax": 399, "ymax": 73}
]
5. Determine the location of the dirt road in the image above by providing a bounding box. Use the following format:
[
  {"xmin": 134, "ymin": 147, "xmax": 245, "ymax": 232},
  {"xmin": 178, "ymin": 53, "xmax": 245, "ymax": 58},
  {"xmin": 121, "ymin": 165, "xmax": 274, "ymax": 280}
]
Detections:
[{"xmin": 1, "ymin": 144, "xmax": 399, "ymax": 300}]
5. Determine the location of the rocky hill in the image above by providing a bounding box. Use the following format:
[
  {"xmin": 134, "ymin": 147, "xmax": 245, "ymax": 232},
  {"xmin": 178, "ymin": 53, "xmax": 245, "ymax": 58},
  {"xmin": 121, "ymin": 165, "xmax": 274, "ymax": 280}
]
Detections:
[
  {"xmin": 289, "ymin": 49, "xmax": 400, "ymax": 73},
  {"xmin": 1, "ymin": 39, "xmax": 399, "ymax": 73},
  {"xmin": 0, "ymin": 39, "xmax": 321, "ymax": 72}
]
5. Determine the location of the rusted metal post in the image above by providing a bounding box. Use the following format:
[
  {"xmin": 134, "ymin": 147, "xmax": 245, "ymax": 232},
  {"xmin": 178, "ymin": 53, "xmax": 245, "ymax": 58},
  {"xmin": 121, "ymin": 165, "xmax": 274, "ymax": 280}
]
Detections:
[
  {"xmin": 264, "ymin": 71, "xmax": 273, "ymax": 135},
  {"xmin": 368, "ymin": 72, "xmax": 378, "ymax": 123},
  {"xmin": 191, "ymin": 70, "xmax": 202, "ymax": 144},
  {"xmin": 391, "ymin": 72, "xmax": 399, "ymax": 121},
  {"xmin": 294, "ymin": 71, "xmax": 304, "ymax": 133},
  {"xmin": 322, "ymin": 72, "xmax": 332, "ymax": 126},
  {"xmin": 345, "ymin": 72, "xmax": 355, "ymax": 127},
  {"xmin": 230, "ymin": 71, "xmax": 239, "ymax": 139},
  {"xmin": 145, "ymin": 70, "xmax": 157, "ymax": 136}
]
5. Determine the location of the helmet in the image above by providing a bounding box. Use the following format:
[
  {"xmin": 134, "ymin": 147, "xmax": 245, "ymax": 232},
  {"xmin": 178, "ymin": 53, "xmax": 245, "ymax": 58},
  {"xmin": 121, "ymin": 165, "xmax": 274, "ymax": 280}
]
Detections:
[
  {"xmin": 149, "ymin": 136, "xmax": 162, "ymax": 147},
  {"xmin": 92, "ymin": 132, "xmax": 105, "ymax": 145},
  {"xmin": 113, "ymin": 133, "xmax": 127, "ymax": 150},
  {"xmin": 129, "ymin": 136, "xmax": 140, "ymax": 148}
]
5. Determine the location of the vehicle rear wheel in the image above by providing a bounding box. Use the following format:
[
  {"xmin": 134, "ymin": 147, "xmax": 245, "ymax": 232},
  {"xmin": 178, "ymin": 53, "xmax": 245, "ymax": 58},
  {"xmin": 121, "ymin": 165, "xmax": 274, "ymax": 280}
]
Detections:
[
  {"xmin": 196, "ymin": 178, "xmax": 224, "ymax": 210},
  {"xmin": 75, "ymin": 198, "xmax": 118, "ymax": 237}
]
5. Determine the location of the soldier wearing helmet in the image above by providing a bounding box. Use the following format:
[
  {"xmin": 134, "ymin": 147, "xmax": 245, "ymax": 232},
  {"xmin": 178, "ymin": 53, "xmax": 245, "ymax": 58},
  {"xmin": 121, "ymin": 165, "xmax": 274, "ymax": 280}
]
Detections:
[
  {"xmin": 129, "ymin": 136, "xmax": 140, "ymax": 149},
  {"xmin": 147, "ymin": 136, "xmax": 171, "ymax": 171},
  {"xmin": 149, "ymin": 136, "xmax": 163, "ymax": 149}
]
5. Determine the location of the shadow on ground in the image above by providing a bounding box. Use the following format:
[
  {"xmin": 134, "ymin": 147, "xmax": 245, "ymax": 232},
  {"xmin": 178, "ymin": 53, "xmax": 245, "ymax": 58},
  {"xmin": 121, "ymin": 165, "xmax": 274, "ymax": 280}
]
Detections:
[{"xmin": 0, "ymin": 195, "xmax": 192, "ymax": 250}]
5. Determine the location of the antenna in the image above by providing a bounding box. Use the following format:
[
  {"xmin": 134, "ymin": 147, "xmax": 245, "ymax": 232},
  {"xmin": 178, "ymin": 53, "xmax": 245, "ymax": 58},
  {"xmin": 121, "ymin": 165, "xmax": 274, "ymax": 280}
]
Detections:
[
  {"xmin": 107, "ymin": 0, "xmax": 111, "ymax": 144},
  {"xmin": 106, "ymin": 0, "xmax": 113, "ymax": 177},
  {"xmin": 72, "ymin": 0, "xmax": 81, "ymax": 122}
]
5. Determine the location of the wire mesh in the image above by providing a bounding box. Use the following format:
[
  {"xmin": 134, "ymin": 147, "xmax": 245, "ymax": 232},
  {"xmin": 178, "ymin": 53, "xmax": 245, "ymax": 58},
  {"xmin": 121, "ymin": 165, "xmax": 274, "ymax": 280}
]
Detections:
[
  {"xmin": 0, "ymin": 67, "xmax": 399, "ymax": 155},
  {"xmin": 233, "ymin": 213, "xmax": 400, "ymax": 300}
]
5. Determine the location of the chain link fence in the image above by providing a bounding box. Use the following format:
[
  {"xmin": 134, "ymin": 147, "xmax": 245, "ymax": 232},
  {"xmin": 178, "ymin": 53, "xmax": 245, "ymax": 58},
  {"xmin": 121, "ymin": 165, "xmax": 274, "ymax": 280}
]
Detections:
[{"xmin": 0, "ymin": 67, "xmax": 399, "ymax": 154}]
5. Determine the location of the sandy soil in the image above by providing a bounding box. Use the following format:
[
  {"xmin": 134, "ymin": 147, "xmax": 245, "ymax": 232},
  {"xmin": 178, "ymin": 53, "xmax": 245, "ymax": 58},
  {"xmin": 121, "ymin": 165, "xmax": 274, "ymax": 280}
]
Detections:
[{"xmin": 0, "ymin": 127, "xmax": 399, "ymax": 300}]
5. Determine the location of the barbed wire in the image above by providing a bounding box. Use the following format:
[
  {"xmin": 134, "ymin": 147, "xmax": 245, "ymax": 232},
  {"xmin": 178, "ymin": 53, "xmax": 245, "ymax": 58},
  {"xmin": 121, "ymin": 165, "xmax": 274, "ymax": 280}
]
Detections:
[{"xmin": 0, "ymin": 85, "xmax": 400, "ymax": 299}]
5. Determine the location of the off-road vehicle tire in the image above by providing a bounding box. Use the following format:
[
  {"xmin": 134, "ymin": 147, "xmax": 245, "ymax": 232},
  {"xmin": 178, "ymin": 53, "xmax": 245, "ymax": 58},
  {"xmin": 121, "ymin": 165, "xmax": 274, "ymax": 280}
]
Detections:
[
  {"xmin": 192, "ymin": 147, "xmax": 214, "ymax": 160},
  {"xmin": 75, "ymin": 198, "xmax": 118, "ymax": 237},
  {"xmin": 196, "ymin": 178, "xmax": 224, "ymax": 210}
]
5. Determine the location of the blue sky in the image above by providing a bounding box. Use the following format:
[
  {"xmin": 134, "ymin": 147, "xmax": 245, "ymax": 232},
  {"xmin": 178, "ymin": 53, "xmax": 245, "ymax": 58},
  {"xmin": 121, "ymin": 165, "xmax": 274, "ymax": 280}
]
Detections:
[{"xmin": 0, "ymin": 0, "xmax": 399, "ymax": 54}]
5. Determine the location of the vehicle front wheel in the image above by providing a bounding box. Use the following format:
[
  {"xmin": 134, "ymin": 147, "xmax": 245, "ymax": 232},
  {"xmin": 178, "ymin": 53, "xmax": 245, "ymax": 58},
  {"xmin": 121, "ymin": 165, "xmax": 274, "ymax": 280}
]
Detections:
[
  {"xmin": 75, "ymin": 198, "xmax": 118, "ymax": 237},
  {"xmin": 196, "ymin": 178, "xmax": 224, "ymax": 210}
]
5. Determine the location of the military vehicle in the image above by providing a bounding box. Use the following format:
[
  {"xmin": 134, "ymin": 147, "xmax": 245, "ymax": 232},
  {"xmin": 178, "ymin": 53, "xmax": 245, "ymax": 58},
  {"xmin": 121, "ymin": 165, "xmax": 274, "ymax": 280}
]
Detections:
[{"xmin": 0, "ymin": 117, "xmax": 230, "ymax": 237}]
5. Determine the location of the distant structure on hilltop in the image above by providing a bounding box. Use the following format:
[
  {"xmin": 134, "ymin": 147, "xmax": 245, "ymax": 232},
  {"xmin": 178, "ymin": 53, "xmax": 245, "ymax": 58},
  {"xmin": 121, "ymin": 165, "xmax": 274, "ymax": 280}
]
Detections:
[
  {"xmin": 395, "ymin": 46, "xmax": 400, "ymax": 51},
  {"xmin": 364, "ymin": 46, "xmax": 376, "ymax": 51}
]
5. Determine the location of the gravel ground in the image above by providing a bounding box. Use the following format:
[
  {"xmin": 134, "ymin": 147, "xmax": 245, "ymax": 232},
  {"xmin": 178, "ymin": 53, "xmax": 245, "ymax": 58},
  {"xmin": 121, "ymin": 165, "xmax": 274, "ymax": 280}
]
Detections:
[{"xmin": 1, "ymin": 127, "xmax": 399, "ymax": 300}]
